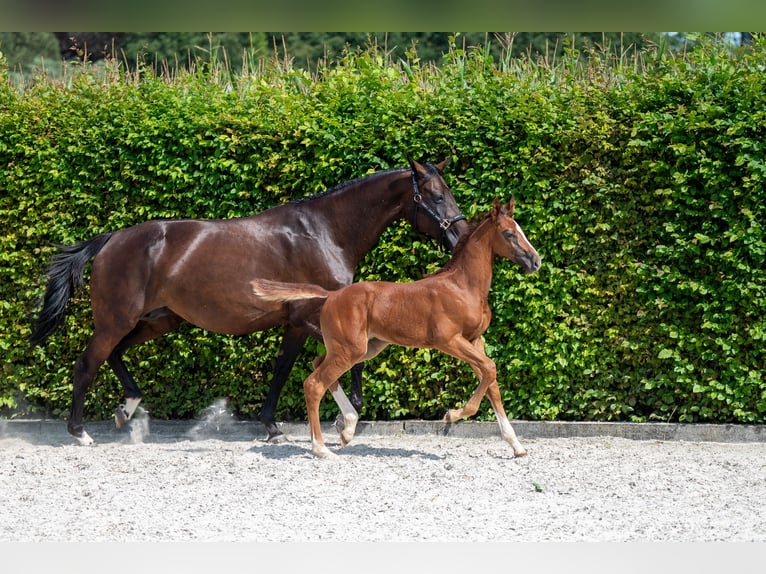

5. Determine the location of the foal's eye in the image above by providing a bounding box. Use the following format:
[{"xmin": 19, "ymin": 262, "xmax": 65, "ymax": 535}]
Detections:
[{"xmin": 503, "ymin": 230, "xmax": 517, "ymax": 241}]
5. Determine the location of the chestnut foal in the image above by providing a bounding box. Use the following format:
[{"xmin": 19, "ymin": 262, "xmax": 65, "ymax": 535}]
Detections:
[{"xmin": 251, "ymin": 197, "xmax": 541, "ymax": 459}]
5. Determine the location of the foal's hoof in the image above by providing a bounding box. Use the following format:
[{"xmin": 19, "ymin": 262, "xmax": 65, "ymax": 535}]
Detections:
[
  {"xmin": 313, "ymin": 447, "xmax": 341, "ymax": 460},
  {"xmin": 334, "ymin": 413, "xmax": 346, "ymax": 433}
]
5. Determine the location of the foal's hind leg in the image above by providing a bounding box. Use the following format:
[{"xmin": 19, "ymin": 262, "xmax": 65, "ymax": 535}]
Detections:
[
  {"xmin": 305, "ymin": 351, "xmax": 366, "ymax": 459},
  {"xmin": 332, "ymin": 339, "xmax": 388, "ymax": 442}
]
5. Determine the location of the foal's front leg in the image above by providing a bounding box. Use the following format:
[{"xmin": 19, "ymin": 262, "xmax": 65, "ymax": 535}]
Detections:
[
  {"xmin": 439, "ymin": 336, "xmax": 527, "ymax": 457},
  {"xmin": 485, "ymin": 379, "xmax": 527, "ymax": 457},
  {"xmin": 442, "ymin": 337, "xmax": 494, "ymax": 422}
]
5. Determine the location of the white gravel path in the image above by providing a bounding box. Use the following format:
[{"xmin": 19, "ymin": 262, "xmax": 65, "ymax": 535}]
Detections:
[{"xmin": 2, "ymin": 425, "xmax": 764, "ymax": 543}]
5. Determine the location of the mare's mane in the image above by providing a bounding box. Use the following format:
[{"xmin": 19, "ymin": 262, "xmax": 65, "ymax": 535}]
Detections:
[
  {"xmin": 290, "ymin": 168, "xmax": 403, "ymax": 205},
  {"xmin": 290, "ymin": 162, "xmax": 444, "ymax": 205}
]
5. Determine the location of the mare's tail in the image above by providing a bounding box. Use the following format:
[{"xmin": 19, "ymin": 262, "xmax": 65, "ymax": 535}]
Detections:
[
  {"xmin": 250, "ymin": 278, "xmax": 330, "ymax": 304},
  {"xmin": 29, "ymin": 233, "xmax": 113, "ymax": 347}
]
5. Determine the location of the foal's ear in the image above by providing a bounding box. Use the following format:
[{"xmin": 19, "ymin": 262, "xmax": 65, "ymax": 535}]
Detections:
[
  {"xmin": 492, "ymin": 197, "xmax": 503, "ymax": 217},
  {"xmin": 507, "ymin": 195, "xmax": 516, "ymax": 217}
]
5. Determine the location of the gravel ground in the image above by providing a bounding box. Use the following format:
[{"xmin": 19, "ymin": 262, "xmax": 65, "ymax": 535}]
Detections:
[{"xmin": 1, "ymin": 415, "xmax": 765, "ymax": 543}]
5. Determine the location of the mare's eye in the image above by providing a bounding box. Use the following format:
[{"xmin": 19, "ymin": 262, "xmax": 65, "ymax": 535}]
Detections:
[{"xmin": 433, "ymin": 194, "xmax": 444, "ymax": 203}]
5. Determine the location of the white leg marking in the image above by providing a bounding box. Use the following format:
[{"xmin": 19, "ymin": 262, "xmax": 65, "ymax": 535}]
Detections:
[
  {"xmin": 496, "ymin": 415, "xmax": 527, "ymax": 457},
  {"xmin": 76, "ymin": 430, "xmax": 94, "ymax": 446},
  {"xmin": 330, "ymin": 385, "xmax": 358, "ymax": 445},
  {"xmin": 115, "ymin": 397, "xmax": 142, "ymax": 428},
  {"xmin": 312, "ymin": 437, "xmax": 340, "ymax": 460},
  {"xmin": 123, "ymin": 397, "xmax": 141, "ymax": 419}
]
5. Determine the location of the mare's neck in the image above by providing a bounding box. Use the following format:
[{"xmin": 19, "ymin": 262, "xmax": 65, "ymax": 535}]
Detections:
[{"xmin": 316, "ymin": 169, "xmax": 410, "ymax": 265}]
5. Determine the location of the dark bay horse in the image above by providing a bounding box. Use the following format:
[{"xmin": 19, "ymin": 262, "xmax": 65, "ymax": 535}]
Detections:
[
  {"xmin": 250, "ymin": 196, "xmax": 541, "ymax": 459},
  {"xmin": 30, "ymin": 157, "xmax": 469, "ymax": 445}
]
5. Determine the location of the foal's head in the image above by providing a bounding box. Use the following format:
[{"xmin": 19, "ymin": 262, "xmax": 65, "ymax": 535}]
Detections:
[{"xmin": 490, "ymin": 197, "xmax": 541, "ymax": 274}]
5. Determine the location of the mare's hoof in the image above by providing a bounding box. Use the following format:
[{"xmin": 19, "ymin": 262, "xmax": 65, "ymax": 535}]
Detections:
[
  {"xmin": 68, "ymin": 424, "xmax": 94, "ymax": 446},
  {"xmin": 114, "ymin": 405, "xmax": 129, "ymax": 429},
  {"xmin": 266, "ymin": 432, "xmax": 290, "ymax": 444},
  {"xmin": 75, "ymin": 431, "xmax": 94, "ymax": 446}
]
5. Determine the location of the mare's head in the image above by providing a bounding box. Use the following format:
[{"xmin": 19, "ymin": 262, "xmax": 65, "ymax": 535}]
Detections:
[
  {"xmin": 406, "ymin": 156, "xmax": 469, "ymax": 251},
  {"xmin": 489, "ymin": 196, "xmax": 541, "ymax": 274}
]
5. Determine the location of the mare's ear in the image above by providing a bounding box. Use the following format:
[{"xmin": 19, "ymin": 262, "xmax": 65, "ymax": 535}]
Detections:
[
  {"xmin": 507, "ymin": 195, "xmax": 516, "ymax": 217},
  {"xmin": 407, "ymin": 154, "xmax": 423, "ymax": 174},
  {"xmin": 435, "ymin": 157, "xmax": 450, "ymax": 173}
]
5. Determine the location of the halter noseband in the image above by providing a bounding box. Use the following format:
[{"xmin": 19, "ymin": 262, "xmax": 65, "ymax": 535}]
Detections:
[{"xmin": 410, "ymin": 171, "xmax": 466, "ymax": 234}]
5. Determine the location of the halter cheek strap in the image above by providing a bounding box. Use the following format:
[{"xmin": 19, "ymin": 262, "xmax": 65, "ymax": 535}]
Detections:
[{"xmin": 410, "ymin": 172, "xmax": 467, "ymax": 233}]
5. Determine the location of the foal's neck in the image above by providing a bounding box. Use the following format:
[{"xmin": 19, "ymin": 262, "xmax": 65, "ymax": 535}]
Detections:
[{"xmin": 448, "ymin": 219, "xmax": 496, "ymax": 296}]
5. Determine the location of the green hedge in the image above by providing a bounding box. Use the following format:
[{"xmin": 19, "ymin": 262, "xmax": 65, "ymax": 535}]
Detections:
[{"xmin": 1, "ymin": 38, "xmax": 764, "ymax": 426}]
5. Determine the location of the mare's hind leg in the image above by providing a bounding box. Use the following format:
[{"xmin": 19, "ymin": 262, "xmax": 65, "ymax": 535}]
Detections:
[
  {"xmin": 70, "ymin": 329, "xmax": 131, "ymax": 445},
  {"xmin": 108, "ymin": 311, "xmax": 183, "ymax": 428},
  {"xmin": 259, "ymin": 327, "xmax": 310, "ymax": 443}
]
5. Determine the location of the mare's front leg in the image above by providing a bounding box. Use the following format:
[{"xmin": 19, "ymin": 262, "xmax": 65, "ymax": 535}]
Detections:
[
  {"xmin": 260, "ymin": 327, "xmax": 309, "ymax": 443},
  {"xmin": 348, "ymin": 362, "xmax": 364, "ymax": 412}
]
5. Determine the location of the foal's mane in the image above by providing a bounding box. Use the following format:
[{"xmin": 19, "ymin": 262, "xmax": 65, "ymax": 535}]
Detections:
[{"xmin": 431, "ymin": 211, "xmax": 494, "ymax": 276}]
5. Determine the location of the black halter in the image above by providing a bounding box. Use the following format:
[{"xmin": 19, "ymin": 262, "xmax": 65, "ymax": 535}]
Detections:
[{"xmin": 410, "ymin": 170, "xmax": 466, "ymax": 236}]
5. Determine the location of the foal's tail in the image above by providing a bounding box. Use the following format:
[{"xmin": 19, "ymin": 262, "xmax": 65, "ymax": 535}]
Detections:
[
  {"xmin": 29, "ymin": 233, "xmax": 113, "ymax": 347},
  {"xmin": 250, "ymin": 278, "xmax": 330, "ymax": 304}
]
